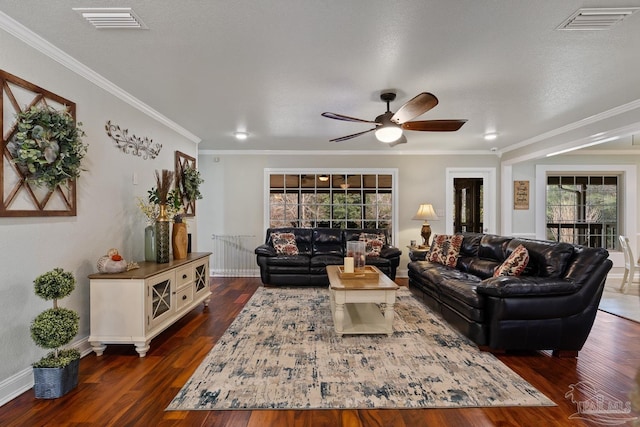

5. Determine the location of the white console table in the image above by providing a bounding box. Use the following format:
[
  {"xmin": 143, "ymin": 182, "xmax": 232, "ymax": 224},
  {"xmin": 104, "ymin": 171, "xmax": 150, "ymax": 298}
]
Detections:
[{"xmin": 88, "ymin": 252, "xmax": 211, "ymax": 357}]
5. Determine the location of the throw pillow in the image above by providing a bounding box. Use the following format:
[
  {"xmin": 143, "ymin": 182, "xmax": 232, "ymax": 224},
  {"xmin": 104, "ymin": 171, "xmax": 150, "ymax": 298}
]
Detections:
[
  {"xmin": 359, "ymin": 233, "xmax": 385, "ymax": 256},
  {"xmin": 493, "ymin": 244, "xmax": 529, "ymax": 277},
  {"xmin": 427, "ymin": 234, "xmax": 463, "ymax": 267},
  {"xmin": 271, "ymin": 232, "xmax": 299, "ymax": 256}
]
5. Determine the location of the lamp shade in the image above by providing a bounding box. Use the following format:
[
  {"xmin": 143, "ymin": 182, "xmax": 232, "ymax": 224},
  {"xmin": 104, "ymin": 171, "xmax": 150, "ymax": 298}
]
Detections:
[
  {"xmin": 375, "ymin": 126, "xmax": 403, "ymax": 143},
  {"xmin": 412, "ymin": 204, "xmax": 439, "ymax": 221}
]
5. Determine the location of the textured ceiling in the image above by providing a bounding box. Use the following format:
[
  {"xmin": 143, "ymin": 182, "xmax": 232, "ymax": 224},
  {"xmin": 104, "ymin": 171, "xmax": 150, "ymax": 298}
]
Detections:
[{"xmin": 1, "ymin": 1, "xmax": 640, "ymax": 154}]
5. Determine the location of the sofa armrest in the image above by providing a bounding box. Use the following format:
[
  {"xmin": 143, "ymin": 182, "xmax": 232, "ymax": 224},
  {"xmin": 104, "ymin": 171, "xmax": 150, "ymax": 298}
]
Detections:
[
  {"xmin": 476, "ymin": 276, "xmax": 580, "ymax": 297},
  {"xmin": 255, "ymin": 244, "xmax": 277, "ymax": 257},
  {"xmin": 379, "ymin": 246, "xmax": 402, "ymax": 259}
]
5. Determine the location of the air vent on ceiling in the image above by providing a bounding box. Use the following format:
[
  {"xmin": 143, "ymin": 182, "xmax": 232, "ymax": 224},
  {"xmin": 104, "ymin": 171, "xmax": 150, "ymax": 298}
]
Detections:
[
  {"xmin": 557, "ymin": 7, "xmax": 639, "ymax": 30},
  {"xmin": 72, "ymin": 8, "xmax": 148, "ymax": 29}
]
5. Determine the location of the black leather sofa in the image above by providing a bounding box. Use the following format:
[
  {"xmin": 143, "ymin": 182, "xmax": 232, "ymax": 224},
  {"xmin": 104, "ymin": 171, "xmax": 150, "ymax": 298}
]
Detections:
[
  {"xmin": 255, "ymin": 227, "xmax": 402, "ymax": 286},
  {"xmin": 408, "ymin": 233, "xmax": 612, "ymax": 357}
]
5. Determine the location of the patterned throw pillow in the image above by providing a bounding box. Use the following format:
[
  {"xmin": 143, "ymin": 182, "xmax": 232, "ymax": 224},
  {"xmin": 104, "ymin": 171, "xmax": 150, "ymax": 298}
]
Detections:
[
  {"xmin": 427, "ymin": 234, "xmax": 463, "ymax": 267},
  {"xmin": 493, "ymin": 244, "xmax": 529, "ymax": 277},
  {"xmin": 271, "ymin": 232, "xmax": 299, "ymax": 256},
  {"xmin": 359, "ymin": 233, "xmax": 385, "ymax": 256}
]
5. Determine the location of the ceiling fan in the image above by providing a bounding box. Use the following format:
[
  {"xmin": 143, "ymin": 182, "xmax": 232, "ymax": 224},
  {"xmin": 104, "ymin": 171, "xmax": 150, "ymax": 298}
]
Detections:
[{"xmin": 321, "ymin": 91, "xmax": 467, "ymax": 147}]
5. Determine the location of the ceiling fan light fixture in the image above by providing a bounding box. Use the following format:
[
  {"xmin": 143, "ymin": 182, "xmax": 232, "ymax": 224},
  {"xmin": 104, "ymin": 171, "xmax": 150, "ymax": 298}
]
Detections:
[{"xmin": 375, "ymin": 126, "xmax": 403, "ymax": 143}]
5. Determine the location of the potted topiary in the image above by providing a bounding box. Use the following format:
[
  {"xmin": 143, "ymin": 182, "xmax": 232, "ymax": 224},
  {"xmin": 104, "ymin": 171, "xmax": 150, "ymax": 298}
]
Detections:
[{"xmin": 30, "ymin": 268, "xmax": 80, "ymax": 399}]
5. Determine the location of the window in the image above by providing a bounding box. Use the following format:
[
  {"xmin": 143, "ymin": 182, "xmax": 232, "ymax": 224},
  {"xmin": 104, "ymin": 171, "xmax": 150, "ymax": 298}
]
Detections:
[
  {"xmin": 266, "ymin": 170, "xmax": 396, "ymax": 238},
  {"xmin": 546, "ymin": 175, "xmax": 619, "ymax": 249}
]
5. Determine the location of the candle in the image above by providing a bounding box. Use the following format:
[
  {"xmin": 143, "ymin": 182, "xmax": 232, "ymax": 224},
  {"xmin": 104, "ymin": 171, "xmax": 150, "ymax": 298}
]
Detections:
[{"xmin": 344, "ymin": 257, "xmax": 354, "ymax": 273}]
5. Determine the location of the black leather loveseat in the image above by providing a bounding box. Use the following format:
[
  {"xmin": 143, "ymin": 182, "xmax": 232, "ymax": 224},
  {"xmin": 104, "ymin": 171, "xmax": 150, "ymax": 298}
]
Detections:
[
  {"xmin": 255, "ymin": 227, "xmax": 402, "ymax": 286},
  {"xmin": 408, "ymin": 233, "xmax": 612, "ymax": 357}
]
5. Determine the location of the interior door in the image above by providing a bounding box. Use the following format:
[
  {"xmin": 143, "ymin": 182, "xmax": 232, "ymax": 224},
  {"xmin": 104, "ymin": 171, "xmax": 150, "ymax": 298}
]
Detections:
[
  {"xmin": 454, "ymin": 178, "xmax": 483, "ymax": 233},
  {"xmin": 446, "ymin": 168, "xmax": 495, "ymax": 235}
]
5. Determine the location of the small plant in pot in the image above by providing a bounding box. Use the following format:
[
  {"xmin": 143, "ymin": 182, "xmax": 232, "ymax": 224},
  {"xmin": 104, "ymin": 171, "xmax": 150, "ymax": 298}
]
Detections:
[{"xmin": 30, "ymin": 268, "xmax": 80, "ymax": 399}]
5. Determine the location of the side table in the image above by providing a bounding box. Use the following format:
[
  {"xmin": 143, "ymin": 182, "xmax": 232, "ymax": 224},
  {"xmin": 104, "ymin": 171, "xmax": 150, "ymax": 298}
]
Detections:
[{"xmin": 407, "ymin": 245, "xmax": 430, "ymax": 262}]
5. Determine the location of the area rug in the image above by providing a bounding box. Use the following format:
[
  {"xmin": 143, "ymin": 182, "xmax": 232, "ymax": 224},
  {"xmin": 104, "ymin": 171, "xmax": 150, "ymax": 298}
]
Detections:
[{"xmin": 167, "ymin": 287, "xmax": 555, "ymax": 410}]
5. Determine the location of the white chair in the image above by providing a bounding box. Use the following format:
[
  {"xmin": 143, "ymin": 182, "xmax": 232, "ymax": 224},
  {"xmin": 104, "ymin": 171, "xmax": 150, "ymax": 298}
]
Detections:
[{"xmin": 619, "ymin": 235, "xmax": 639, "ymax": 293}]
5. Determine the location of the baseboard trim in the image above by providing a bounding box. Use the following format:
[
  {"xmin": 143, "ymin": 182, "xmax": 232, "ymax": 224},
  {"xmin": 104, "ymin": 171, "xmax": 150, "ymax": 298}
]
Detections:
[{"xmin": 0, "ymin": 337, "xmax": 92, "ymax": 407}]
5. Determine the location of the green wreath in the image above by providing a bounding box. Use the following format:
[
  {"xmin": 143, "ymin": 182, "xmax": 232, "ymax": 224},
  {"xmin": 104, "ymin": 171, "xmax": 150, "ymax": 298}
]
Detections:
[{"xmin": 11, "ymin": 106, "xmax": 88, "ymax": 189}]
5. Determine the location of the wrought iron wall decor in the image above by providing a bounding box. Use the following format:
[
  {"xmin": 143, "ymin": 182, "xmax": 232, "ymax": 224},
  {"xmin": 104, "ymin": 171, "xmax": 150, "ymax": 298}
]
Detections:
[
  {"xmin": 175, "ymin": 151, "xmax": 197, "ymax": 217},
  {"xmin": 0, "ymin": 69, "xmax": 78, "ymax": 217},
  {"xmin": 105, "ymin": 120, "xmax": 162, "ymax": 159}
]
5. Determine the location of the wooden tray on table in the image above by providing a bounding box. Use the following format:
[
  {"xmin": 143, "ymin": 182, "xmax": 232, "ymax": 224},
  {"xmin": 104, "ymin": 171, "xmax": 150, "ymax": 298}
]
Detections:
[{"xmin": 337, "ymin": 265, "xmax": 380, "ymax": 280}]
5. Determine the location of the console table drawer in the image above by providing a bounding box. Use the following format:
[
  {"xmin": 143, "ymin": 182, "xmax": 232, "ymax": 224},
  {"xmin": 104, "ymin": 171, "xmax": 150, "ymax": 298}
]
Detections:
[
  {"xmin": 176, "ymin": 286, "xmax": 194, "ymax": 310},
  {"xmin": 176, "ymin": 266, "xmax": 193, "ymax": 287}
]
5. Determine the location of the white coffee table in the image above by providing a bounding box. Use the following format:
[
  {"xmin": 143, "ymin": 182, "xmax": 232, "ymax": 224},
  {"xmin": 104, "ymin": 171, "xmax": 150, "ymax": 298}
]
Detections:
[{"xmin": 326, "ymin": 265, "xmax": 399, "ymax": 337}]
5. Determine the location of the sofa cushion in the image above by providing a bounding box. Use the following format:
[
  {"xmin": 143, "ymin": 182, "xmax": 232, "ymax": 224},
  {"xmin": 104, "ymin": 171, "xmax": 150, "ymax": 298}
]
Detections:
[
  {"xmin": 458, "ymin": 257, "xmax": 501, "ymax": 279},
  {"xmin": 271, "ymin": 232, "xmax": 299, "ymax": 255},
  {"xmin": 310, "ymin": 255, "xmax": 344, "ymax": 273},
  {"xmin": 477, "ymin": 276, "xmax": 580, "ymax": 297},
  {"xmin": 460, "ymin": 233, "xmax": 483, "ymax": 257},
  {"xmin": 428, "ymin": 234, "xmax": 463, "ymax": 267},
  {"xmin": 312, "ymin": 228, "xmax": 343, "ymax": 256},
  {"xmin": 507, "ymin": 239, "xmax": 574, "ymax": 278},
  {"xmin": 266, "ymin": 227, "xmax": 313, "ymax": 255},
  {"xmin": 478, "ymin": 234, "xmax": 513, "ymax": 261},
  {"xmin": 265, "ymin": 254, "xmax": 309, "ymax": 267},
  {"xmin": 359, "ymin": 232, "xmax": 385, "ymax": 256},
  {"xmin": 494, "ymin": 244, "xmax": 529, "ymax": 277}
]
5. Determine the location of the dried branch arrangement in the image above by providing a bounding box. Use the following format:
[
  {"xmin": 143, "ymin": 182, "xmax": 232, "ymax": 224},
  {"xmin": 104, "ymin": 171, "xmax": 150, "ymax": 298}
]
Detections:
[{"xmin": 155, "ymin": 169, "xmax": 174, "ymax": 204}]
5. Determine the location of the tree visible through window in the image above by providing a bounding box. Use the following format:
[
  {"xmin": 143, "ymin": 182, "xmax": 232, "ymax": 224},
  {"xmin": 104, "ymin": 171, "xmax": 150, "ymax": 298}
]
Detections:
[
  {"xmin": 546, "ymin": 175, "xmax": 618, "ymax": 250},
  {"xmin": 268, "ymin": 172, "xmax": 394, "ymax": 234}
]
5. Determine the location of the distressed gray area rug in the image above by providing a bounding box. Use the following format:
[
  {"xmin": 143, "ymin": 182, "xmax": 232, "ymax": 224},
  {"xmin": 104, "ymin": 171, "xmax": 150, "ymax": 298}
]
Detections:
[{"xmin": 167, "ymin": 287, "xmax": 555, "ymax": 410}]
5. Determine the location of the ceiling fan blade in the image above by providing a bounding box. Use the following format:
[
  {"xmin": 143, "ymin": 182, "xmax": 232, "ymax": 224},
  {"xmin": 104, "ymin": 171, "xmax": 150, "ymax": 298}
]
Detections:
[
  {"xmin": 402, "ymin": 119, "xmax": 467, "ymax": 132},
  {"xmin": 321, "ymin": 112, "xmax": 378, "ymax": 124},
  {"xmin": 388, "ymin": 134, "xmax": 407, "ymax": 147},
  {"xmin": 390, "ymin": 92, "xmax": 439, "ymax": 124},
  {"xmin": 329, "ymin": 127, "xmax": 377, "ymax": 142}
]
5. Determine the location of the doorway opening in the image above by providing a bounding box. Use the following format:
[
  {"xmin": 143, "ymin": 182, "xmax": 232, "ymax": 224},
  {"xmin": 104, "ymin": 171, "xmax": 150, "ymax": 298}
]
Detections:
[
  {"xmin": 445, "ymin": 167, "xmax": 495, "ymax": 235},
  {"xmin": 454, "ymin": 178, "xmax": 483, "ymax": 233}
]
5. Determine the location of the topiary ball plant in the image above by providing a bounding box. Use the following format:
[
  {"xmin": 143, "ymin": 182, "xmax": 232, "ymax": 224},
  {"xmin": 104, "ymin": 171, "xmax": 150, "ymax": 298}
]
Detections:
[{"xmin": 30, "ymin": 268, "xmax": 80, "ymax": 368}]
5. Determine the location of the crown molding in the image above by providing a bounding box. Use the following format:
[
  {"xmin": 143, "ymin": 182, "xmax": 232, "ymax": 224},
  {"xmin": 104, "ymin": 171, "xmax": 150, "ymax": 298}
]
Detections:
[
  {"xmin": 0, "ymin": 11, "xmax": 201, "ymax": 144},
  {"xmin": 502, "ymin": 98, "xmax": 640, "ymax": 154},
  {"xmin": 198, "ymin": 149, "xmax": 498, "ymax": 156}
]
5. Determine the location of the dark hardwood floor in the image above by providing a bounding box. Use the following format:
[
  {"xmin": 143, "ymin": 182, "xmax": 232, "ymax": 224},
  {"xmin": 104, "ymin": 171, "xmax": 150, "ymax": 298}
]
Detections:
[{"xmin": 1, "ymin": 277, "xmax": 638, "ymax": 426}]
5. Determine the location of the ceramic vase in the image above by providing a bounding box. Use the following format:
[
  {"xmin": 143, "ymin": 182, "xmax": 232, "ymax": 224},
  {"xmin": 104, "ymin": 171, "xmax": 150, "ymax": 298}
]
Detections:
[
  {"xmin": 156, "ymin": 205, "xmax": 170, "ymax": 263},
  {"xmin": 172, "ymin": 222, "xmax": 188, "ymax": 260},
  {"xmin": 144, "ymin": 224, "xmax": 156, "ymax": 262}
]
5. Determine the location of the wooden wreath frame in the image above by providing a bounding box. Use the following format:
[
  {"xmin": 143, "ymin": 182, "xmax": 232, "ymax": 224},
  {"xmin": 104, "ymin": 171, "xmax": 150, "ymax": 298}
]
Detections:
[{"xmin": 1, "ymin": 70, "xmax": 78, "ymax": 217}]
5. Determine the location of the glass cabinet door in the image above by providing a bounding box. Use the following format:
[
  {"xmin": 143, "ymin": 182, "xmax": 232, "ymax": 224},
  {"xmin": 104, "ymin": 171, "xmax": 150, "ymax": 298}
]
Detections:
[
  {"xmin": 147, "ymin": 271, "xmax": 174, "ymax": 329},
  {"xmin": 194, "ymin": 262, "xmax": 208, "ymax": 294}
]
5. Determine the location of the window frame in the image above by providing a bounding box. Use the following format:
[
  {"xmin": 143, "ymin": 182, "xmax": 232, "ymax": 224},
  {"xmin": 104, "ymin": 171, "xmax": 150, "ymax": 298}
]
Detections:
[
  {"xmin": 264, "ymin": 168, "xmax": 399, "ymax": 245},
  {"xmin": 535, "ymin": 164, "xmax": 636, "ymax": 253},
  {"xmin": 545, "ymin": 174, "xmax": 619, "ymax": 249}
]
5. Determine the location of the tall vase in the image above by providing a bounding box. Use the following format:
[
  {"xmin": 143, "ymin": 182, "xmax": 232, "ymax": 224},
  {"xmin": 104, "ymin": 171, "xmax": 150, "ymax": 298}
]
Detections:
[
  {"xmin": 156, "ymin": 205, "xmax": 170, "ymax": 263},
  {"xmin": 144, "ymin": 224, "xmax": 156, "ymax": 262},
  {"xmin": 172, "ymin": 222, "xmax": 188, "ymax": 260}
]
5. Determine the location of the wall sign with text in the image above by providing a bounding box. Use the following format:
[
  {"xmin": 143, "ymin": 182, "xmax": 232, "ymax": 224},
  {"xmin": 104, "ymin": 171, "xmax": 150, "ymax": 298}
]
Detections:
[{"xmin": 514, "ymin": 180, "xmax": 529, "ymax": 210}]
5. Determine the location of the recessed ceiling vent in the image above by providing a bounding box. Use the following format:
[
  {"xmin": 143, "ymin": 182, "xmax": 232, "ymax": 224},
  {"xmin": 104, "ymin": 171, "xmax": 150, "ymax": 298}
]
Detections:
[
  {"xmin": 557, "ymin": 7, "xmax": 639, "ymax": 30},
  {"xmin": 72, "ymin": 8, "xmax": 148, "ymax": 29}
]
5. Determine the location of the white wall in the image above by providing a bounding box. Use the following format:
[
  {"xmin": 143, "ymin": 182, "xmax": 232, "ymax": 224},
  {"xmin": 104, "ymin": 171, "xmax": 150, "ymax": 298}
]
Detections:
[
  {"xmin": 196, "ymin": 152, "xmax": 500, "ymax": 275},
  {"xmin": 0, "ymin": 29, "xmax": 198, "ymax": 400}
]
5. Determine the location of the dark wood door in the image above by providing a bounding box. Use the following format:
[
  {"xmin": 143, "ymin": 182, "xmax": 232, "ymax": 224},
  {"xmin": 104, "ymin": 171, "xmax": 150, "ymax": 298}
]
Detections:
[{"xmin": 454, "ymin": 178, "xmax": 483, "ymax": 233}]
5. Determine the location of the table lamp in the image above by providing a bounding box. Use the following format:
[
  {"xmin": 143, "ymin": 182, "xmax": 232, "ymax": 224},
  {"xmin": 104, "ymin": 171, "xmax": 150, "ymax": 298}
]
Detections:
[{"xmin": 413, "ymin": 203, "xmax": 439, "ymax": 246}]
